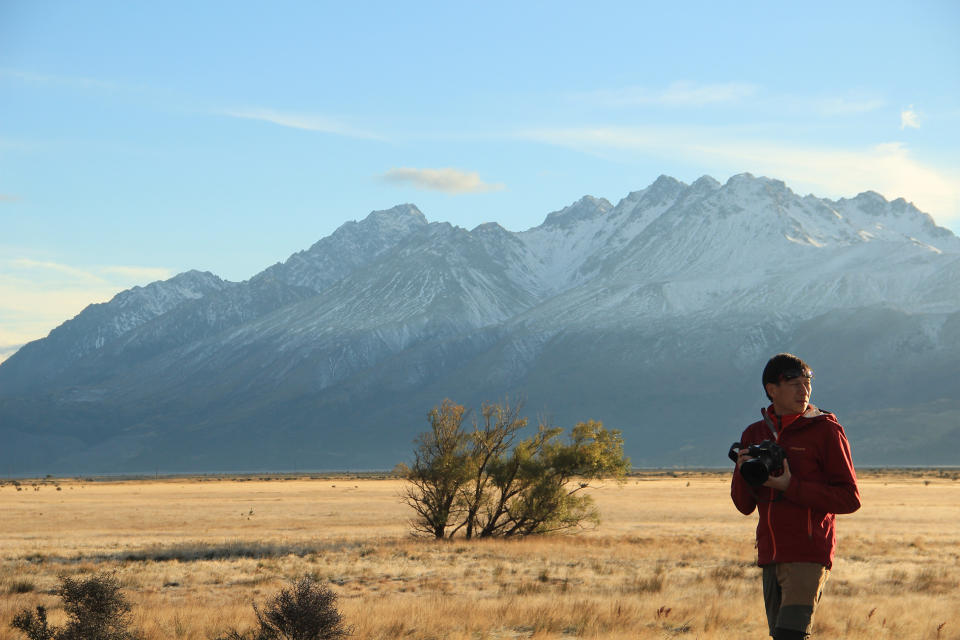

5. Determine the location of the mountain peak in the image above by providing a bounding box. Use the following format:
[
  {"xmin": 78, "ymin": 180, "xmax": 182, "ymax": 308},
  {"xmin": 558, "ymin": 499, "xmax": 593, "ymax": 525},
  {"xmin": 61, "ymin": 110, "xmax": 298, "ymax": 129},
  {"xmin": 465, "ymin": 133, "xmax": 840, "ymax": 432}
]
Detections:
[
  {"xmin": 650, "ymin": 174, "xmax": 684, "ymax": 190},
  {"xmin": 114, "ymin": 270, "xmax": 228, "ymax": 305},
  {"xmin": 617, "ymin": 175, "xmax": 687, "ymax": 210},
  {"xmin": 721, "ymin": 173, "xmax": 794, "ymax": 201},
  {"xmin": 472, "ymin": 221, "xmax": 508, "ymax": 234},
  {"xmin": 252, "ymin": 203, "xmax": 431, "ymax": 293},
  {"xmin": 848, "ymin": 190, "xmax": 888, "ymax": 210},
  {"xmin": 690, "ymin": 175, "xmax": 721, "ymax": 192},
  {"xmin": 166, "ymin": 269, "xmax": 224, "ymax": 287},
  {"xmin": 724, "ymin": 172, "xmax": 786, "ymax": 189},
  {"xmin": 2, "ymin": 171, "xmax": 958, "ymax": 473},
  {"xmin": 726, "ymin": 171, "xmax": 756, "ymax": 183},
  {"xmin": 832, "ymin": 191, "xmax": 959, "ymax": 244},
  {"xmin": 361, "ymin": 203, "xmax": 428, "ymax": 230},
  {"xmin": 541, "ymin": 195, "xmax": 613, "ymax": 228}
]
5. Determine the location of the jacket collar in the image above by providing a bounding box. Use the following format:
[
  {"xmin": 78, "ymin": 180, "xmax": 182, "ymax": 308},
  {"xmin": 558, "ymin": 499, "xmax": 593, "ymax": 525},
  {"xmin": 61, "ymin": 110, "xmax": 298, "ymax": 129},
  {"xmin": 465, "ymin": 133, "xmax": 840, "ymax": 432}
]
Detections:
[
  {"xmin": 762, "ymin": 404, "xmax": 823, "ymax": 438},
  {"xmin": 802, "ymin": 404, "xmax": 823, "ymax": 418},
  {"xmin": 765, "ymin": 403, "xmax": 822, "ymax": 419}
]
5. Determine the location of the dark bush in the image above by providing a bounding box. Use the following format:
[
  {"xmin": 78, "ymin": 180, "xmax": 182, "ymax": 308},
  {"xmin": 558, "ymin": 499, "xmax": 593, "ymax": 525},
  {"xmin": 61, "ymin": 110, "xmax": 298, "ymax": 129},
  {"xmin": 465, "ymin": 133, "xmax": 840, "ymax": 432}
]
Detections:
[
  {"xmin": 11, "ymin": 606, "xmax": 54, "ymax": 640},
  {"xmin": 214, "ymin": 576, "xmax": 350, "ymax": 640},
  {"xmin": 9, "ymin": 573, "xmax": 141, "ymax": 640}
]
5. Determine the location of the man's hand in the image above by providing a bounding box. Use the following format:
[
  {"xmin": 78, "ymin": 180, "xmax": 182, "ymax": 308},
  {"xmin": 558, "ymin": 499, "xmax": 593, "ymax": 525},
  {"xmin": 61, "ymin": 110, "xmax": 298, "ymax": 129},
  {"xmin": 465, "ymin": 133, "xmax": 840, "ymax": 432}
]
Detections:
[{"xmin": 763, "ymin": 459, "xmax": 792, "ymax": 492}]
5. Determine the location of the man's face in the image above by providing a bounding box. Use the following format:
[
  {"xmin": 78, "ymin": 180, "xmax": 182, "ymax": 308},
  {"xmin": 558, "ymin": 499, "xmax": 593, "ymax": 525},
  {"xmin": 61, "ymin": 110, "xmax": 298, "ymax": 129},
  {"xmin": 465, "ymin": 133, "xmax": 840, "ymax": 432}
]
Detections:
[{"xmin": 765, "ymin": 376, "xmax": 812, "ymax": 415}]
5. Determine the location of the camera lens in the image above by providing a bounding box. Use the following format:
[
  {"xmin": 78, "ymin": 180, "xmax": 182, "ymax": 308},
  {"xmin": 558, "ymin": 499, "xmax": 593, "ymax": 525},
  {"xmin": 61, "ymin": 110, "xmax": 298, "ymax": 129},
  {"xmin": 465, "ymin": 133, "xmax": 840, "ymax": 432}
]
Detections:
[{"xmin": 740, "ymin": 458, "xmax": 770, "ymax": 486}]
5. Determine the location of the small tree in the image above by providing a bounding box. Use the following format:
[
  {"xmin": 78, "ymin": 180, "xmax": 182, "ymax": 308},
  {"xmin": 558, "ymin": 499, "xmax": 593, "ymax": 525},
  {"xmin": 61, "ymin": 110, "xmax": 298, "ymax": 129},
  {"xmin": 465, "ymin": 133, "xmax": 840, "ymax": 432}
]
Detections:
[
  {"xmin": 455, "ymin": 400, "xmax": 527, "ymax": 539},
  {"xmin": 10, "ymin": 573, "xmax": 141, "ymax": 640},
  {"xmin": 401, "ymin": 399, "xmax": 630, "ymax": 538},
  {"xmin": 214, "ymin": 576, "xmax": 350, "ymax": 640},
  {"xmin": 400, "ymin": 399, "xmax": 472, "ymax": 538}
]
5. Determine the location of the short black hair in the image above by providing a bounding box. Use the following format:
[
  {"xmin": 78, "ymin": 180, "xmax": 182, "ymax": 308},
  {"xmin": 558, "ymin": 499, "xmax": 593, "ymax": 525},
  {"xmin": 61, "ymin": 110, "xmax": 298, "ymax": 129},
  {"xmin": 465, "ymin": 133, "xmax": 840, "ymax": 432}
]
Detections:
[{"xmin": 762, "ymin": 353, "xmax": 813, "ymax": 401}]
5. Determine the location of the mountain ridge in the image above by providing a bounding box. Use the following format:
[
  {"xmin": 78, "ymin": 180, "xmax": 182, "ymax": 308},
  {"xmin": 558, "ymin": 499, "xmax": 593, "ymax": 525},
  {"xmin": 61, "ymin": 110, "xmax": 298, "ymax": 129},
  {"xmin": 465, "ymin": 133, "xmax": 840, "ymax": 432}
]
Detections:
[{"xmin": 2, "ymin": 173, "xmax": 958, "ymax": 473}]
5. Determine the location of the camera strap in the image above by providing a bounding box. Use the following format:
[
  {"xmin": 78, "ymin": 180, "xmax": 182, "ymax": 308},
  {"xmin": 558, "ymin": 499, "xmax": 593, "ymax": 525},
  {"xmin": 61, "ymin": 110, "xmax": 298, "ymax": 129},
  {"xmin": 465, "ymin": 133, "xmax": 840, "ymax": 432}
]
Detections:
[
  {"xmin": 761, "ymin": 407, "xmax": 779, "ymax": 441},
  {"xmin": 757, "ymin": 409, "xmax": 787, "ymax": 502}
]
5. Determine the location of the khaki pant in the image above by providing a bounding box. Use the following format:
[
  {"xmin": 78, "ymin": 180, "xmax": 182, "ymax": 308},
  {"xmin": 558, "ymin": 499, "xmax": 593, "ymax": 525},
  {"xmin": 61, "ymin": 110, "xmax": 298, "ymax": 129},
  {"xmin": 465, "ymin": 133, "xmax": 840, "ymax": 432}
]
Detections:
[{"xmin": 762, "ymin": 562, "xmax": 830, "ymax": 637}]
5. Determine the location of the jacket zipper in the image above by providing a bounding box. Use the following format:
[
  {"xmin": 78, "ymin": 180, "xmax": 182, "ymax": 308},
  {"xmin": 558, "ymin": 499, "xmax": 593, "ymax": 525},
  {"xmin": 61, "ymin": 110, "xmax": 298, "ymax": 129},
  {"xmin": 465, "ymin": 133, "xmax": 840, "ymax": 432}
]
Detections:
[
  {"xmin": 768, "ymin": 419, "xmax": 780, "ymax": 560},
  {"xmin": 762, "ymin": 411, "xmax": 823, "ymax": 560},
  {"xmin": 769, "ymin": 417, "xmax": 814, "ymax": 550},
  {"xmin": 767, "ymin": 489, "xmax": 777, "ymax": 560}
]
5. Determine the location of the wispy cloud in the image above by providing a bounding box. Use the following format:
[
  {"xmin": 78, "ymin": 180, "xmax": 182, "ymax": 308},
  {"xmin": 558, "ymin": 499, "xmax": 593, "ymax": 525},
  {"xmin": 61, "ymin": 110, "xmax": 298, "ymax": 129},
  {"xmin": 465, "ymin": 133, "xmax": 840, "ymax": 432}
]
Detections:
[
  {"xmin": 97, "ymin": 265, "xmax": 175, "ymax": 281},
  {"xmin": 577, "ymin": 82, "xmax": 758, "ymax": 108},
  {"xmin": 519, "ymin": 125, "xmax": 960, "ymax": 226},
  {"xmin": 577, "ymin": 82, "xmax": 888, "ymax": 121},
  {"xmin": 223, "ymin": 108, "xmax": 383, "ymax": 140},
  {"xmin": 380, "ymin": 167, "xmax": 506, "ymax": 194},
  {"xmin": 0, "ymin": 194, "xmax": 21, "ymax": 203},
  {"xmin": 7, "ymin": 258, "xmax": 173, "ymax": 288},
  {"xmin": 0, "ymin": 68, "xmax": 119, "ymax": 91},
  {"xmin": 0, "ymin": 258, "xmax": 175, "ymax": 355},
  {"xmin": 10, "ymin": 258, "xmax": 109, "ymax": 285},
  {"xmin": 901, "ymin": 105, "xmax": 921, "ymax": 129},
  {"xmin": 813, "ymin": 96, "xmax": 886, "ymax": 116}
]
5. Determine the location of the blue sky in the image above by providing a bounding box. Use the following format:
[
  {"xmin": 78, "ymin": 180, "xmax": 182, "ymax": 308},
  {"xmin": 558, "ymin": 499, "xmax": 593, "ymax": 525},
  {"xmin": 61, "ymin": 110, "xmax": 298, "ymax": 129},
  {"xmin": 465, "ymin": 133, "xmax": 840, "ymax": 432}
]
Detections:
[{"xmin": 1, "ymin": 1, "xmax": 958, "ymax": 361}]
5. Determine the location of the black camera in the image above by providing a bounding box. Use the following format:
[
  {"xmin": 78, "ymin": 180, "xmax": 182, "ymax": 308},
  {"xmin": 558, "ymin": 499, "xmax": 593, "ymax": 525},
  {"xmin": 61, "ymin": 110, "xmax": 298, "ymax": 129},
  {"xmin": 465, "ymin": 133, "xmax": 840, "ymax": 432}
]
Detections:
[{"xmin": 727, "ymin": 440, "xmax": 786, "ymax": 486}]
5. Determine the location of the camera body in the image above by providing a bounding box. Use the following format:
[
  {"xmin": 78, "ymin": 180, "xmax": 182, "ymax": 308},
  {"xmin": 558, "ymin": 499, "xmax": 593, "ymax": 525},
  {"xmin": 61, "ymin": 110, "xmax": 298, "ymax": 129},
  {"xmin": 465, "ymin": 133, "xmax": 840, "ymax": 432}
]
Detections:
[{"xmin": 728, "ymin": 440, "xmax": 787, "ymax": 486}]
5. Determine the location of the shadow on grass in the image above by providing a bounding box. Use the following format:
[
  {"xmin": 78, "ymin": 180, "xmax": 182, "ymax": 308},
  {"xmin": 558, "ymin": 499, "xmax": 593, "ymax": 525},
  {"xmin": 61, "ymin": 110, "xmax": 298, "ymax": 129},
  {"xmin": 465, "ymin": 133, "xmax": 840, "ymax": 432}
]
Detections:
[{"xmin": 24, "ymin": 540, "xmax": 387, "ymax": 564}]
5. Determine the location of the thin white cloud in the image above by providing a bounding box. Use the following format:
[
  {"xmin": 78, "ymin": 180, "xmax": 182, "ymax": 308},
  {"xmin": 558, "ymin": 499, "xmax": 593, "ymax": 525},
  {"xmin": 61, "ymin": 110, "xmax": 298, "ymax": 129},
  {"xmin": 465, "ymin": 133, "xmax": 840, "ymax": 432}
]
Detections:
[
  {"xmin": 10, "ymin": 258, "xmax": 109, "ymax": 285},
  {"xmin": 578, "ymin": 81, "xmax": 758, "ymax": 107},
  {"xmin": 814, "ymin": 96, "xmax": 886, "ymax": 116},
  {"xmin": 224, "ymin": 108, "xmax": 383, "ymax": 140},
  {"xmin": 0, "ymin": 68, "xmax": 119, "ymax": 91},
  {"xmin": 578, "ymin": 83, "xmax": 887, "ymax": 122},
  {"xmin": 7, "ymin": 258, "xmax": 173, "ymax": 289},
  {"xmin": 0, "ymin": 258, "xmax": 175, "ymax": 353},
  {"xmin": 901, "ymin": 105, "xmax": 921, "ymax": 129},
  {"xmin": 380, "ymin": 167, "xmax": 506, "ymax": 194},
  {"xmin": 98, "ymin": 265, "xmax": 175, "ymax": 281},
  {"xmin": 0, "ymin": 194, "xmax": 20, "ymax": 203},
  {"xmin": 519, "ymin": 125, "xmax": 960, "ymax": 226}
]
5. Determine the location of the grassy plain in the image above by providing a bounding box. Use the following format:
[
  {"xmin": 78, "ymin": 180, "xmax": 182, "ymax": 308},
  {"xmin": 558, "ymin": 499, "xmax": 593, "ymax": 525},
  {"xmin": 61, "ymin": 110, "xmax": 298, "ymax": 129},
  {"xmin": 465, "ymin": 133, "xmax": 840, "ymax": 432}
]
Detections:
[{"xmin": 1, "ymin": 471, "xmax": 958, "ymax": 640}]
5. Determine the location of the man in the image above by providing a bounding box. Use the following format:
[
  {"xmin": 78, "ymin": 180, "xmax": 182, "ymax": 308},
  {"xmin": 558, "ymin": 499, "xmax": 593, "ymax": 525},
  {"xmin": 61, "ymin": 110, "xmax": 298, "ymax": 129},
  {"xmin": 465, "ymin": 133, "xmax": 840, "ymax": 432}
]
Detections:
[{"xmin": 731, "ymin": 353, "xmax": 860, "ymax": 640}]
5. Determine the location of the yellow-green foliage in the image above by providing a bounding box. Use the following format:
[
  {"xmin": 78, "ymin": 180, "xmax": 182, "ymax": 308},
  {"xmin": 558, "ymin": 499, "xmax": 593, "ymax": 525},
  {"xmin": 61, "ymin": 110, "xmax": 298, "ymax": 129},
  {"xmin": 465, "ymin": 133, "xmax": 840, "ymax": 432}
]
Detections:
[{"xmin": 403, "ymin": 399, "xmax": 630, "ymax": 538}]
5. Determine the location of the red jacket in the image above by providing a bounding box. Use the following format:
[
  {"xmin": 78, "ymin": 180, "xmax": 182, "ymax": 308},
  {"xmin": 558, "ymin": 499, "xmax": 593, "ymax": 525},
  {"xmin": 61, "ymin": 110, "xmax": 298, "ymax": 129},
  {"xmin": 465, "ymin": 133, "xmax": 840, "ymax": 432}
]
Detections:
[{"xmin": 731, "ymin": 404, "xmax": 860, "ymax": 569}]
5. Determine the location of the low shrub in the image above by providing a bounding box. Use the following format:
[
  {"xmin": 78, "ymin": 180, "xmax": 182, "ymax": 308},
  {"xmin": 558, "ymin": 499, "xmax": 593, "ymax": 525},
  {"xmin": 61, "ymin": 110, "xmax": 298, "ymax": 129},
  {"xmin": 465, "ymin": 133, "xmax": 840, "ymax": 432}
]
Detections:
[
  {"xmin": 214, "ymin": 576, "xmax": 351, "ymax": 640},
  {"xmin": 10, "ymin": 572, "xmax": 141, "ymax": 640}
]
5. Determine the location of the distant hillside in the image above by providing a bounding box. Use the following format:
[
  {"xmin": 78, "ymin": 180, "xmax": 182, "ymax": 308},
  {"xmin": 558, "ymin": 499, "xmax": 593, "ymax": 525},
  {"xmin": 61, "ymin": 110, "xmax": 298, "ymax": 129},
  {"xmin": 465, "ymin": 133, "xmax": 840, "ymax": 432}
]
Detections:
[{"xmin": 2, "ymin": 173, "xmax": 959, "ymax": 474}]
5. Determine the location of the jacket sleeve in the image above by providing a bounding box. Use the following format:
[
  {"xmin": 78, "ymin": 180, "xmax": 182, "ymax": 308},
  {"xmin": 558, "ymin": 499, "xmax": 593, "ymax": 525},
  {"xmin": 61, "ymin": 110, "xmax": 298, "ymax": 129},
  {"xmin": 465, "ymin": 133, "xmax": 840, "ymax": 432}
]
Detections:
[
  {"xmin": 730, "ymin": 437, "xmax": 757, "ymax": 515},
  {"xmin": 784, "ymin": 420, "xmax": 860, "ymax": 514}
]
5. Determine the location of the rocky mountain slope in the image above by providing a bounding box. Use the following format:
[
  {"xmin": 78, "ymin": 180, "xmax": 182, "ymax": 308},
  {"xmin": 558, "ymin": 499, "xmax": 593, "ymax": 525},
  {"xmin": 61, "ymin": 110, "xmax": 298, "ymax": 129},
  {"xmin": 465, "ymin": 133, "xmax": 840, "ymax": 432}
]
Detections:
[{"xmin": 2, "ymin": 174, "xmax": 958, "ymax": 473}]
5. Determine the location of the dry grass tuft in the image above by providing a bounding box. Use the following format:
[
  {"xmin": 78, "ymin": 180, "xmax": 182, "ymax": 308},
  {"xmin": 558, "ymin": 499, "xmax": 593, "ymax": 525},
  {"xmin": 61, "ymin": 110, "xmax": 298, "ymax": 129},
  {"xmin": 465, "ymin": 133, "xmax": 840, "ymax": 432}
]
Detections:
[{"xmin": 1, "ymin": 471, "xmax": 958, "ymax": 639}]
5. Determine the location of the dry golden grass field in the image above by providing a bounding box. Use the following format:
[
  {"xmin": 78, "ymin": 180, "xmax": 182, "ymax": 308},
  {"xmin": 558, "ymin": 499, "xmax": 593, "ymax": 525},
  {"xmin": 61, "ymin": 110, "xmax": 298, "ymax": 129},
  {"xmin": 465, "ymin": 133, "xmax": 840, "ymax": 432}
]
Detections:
[{"xmin": 1, "ymin": 470, "xmax": 958, "ymax": 640}]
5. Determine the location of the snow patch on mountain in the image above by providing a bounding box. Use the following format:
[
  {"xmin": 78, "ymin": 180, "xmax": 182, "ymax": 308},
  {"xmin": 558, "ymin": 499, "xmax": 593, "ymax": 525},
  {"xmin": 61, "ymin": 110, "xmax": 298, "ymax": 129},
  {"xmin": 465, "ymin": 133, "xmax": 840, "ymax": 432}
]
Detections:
[
  {"xmin": 2, "ymin": 172, "xmax": 960, "ymax": 473},
  {"xmin": 255, "ymin": 204, "xmax": 429, "ymax": 292},
  {"xmin": 4, "ymin": 173, "xmax": 959, "ymax": 395}
]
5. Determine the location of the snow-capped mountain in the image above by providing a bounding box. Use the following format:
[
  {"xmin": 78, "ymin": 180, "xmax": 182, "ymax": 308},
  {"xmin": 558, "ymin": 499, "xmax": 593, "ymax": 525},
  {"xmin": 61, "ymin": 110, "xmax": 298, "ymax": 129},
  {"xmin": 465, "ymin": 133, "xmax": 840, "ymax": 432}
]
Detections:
[
  {"xmin": 1, "ymin": 173, "xmax": 958, "ymax": 474},
  {"xmin": 0, "ymin": 270, "xmax": 232, "ymax": 392},
  {"xmin": 253, "ymin": 203, "xmax": 431, "ymax": 292}
]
